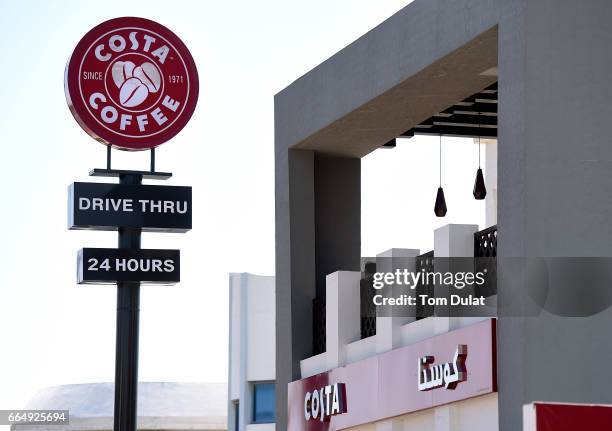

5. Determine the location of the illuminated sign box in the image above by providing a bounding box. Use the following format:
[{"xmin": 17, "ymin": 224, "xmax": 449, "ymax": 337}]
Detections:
[{"xmin": 68, "ymin": 182, "xmax": 192, "ymax": 232}]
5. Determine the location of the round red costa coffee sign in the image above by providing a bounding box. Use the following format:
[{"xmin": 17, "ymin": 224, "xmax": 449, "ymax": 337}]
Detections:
[{"xmin": 65, "ymin": 17, "xmax": 199, "ymax": 150}]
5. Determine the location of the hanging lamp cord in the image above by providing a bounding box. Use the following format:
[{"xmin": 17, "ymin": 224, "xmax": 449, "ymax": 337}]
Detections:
[
  {"xmin": 439, "ymin": 134, "xmax": 442, "ymax": 187},
  {"xmin": 478, "ymin": 112, "xmax": 481, "ymax": 168}
]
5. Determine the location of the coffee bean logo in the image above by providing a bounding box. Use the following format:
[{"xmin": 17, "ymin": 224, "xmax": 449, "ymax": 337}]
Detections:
[
  {"xmin": 111, "ymin": 61, "xmax": 162, "ymax": 108},
  {"xmin": 119, "ymin": 77, "xmax": 149, "ymax": 107},
  {"xmin": 111, "ymin": 61, "xmax": 135, "ymax": 88},
  {"xmin": 134, "ymin": 62, "xmax": 161, "ymax": 93},
  {"xmin": 67, "ymin": 18, "xmax": 198, "ymax": 149}
]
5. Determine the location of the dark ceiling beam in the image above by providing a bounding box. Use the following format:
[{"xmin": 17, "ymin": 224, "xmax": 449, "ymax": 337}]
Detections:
[
  {"xmin": 410, "ymin": 125, "xmax": 497, "ymax": 138},
  {"xmin": 379, "ymin": 82, "xmax": 499, "ymax": 148},
  {"xmin": 434, "ymin": 114, "xmax": 497, "ymax": 126},
  {"xmin": 482, "ymin": 82, "xmax": 498, "ymax": 93},
  {"xmin": 414, "ymin": 118, "xmax": 434, "ymax": 127},
  {"xmin": 461, "ymin": 94, "xmax": 497, "ymax": 104},
  {"xmin": 454, "ymin": 102, "xmax": 497, "ymax": 115},
  {"xmin": 455, "ymin": 101, "xmax": 476, "ymax": 106},
  {"xmin": 433, "ymin": 121, "xmax": 497, "ymax": 129},
  {"xmin": 475, "ymin": 97, "xmax": 497, "ymax": 104}
]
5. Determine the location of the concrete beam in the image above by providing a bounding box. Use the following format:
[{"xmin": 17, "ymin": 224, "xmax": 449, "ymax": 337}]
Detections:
[{"xmin": 275, "ymin": 0, "xmax": 499, "ymax": 157}]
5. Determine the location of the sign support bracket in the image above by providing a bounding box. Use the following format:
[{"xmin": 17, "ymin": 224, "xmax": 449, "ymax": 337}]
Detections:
[
  {"xmin": 89, "ymin": 168, "xmax": 172, "ymax": 180},
  {"xmin": 100, "ymin": 146, "xmax": 165, "ymax": 180}
]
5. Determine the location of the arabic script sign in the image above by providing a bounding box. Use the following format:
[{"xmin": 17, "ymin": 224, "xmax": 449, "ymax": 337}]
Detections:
[{"xmin": 418, "ymin": 344, "xmax": 467, "ymax": 391}]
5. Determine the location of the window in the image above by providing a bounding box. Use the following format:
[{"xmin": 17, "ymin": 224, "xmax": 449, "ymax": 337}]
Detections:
[
  {"xmin": 252, "ymin": 382, "xmax": 275, "ymax": 423},
  {"xmin": 233, "ymin": 401, "xmax": 239, "ymax": 431}
]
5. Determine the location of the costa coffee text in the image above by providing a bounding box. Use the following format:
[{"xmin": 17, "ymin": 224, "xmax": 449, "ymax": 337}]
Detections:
[
  {"xmin": 65, "ymin": 17, "xmax": 198, "ymax": 149},
  {"xmin": 304, "ymin": 383, "xmax": 347, "ymax": 422},
  {"xmin": 93, "ymin": 31, "xmax": 170, "ymax": 63}
]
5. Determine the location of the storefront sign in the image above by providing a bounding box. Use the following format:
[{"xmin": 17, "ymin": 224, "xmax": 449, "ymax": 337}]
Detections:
[
  {"xmin": 417, "ymin": 344, "xmax": 467, "ymax": 391},
  {"xmin": 78, "ymin": 248, "xmax": 180, "ymax": 284},
  {"xmin": 65, "ymin": 17, "xmax": 199, "ymax": 150},
  {"xmin": 68, "ymin": 182, "xmax": 192, "ymax": 232},
  {"xmin": 304, "ymin": 383, "xmax": 347, "ymax": 422},
  {"xmin": 288, "ymin": 319, "xmax": 496, "ymax": 431}
]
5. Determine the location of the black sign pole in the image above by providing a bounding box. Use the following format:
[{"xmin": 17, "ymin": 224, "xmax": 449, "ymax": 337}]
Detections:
[
  {"xmin": 77, "ymin": 163, "xmax": 180, "ymax": 431},
  {"xmin": 114, "ymin": 173, "xmax": 142, "ymax": 431}
]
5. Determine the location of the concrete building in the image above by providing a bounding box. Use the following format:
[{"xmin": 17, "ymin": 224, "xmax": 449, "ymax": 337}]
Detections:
[
  {"xmin": 289, "ymin": 229, "xmax": 498, "ymax": 431},
  {"xmin": 274, "ymin": 1, "xmax": 612, "ymax": 430},
  {"xmin": 228, "ymin": 273, "xmax": 276, "ymax": 431},
  {"xmin": 12, "ymin": 382, "xmax": 226, "ymax": 431}
]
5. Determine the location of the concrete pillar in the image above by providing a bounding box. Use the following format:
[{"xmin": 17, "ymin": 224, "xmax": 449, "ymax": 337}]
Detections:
[
  {"xmin": 434, "ymin": 405, "xmax": 460, "ymax": 431},
  {"xmin": 375, "ymin": 418, "xmax": 403, "ymax": 431},
  {"xmin": 375, "ymin": 248, "xmax": 420, "ymax": 354},
  {"xmin": 238, "ymin": 275, "xmax": 252, "ymax": 431},
  {"xmin": 275, "ymin": 149, "xmax": 315, "ymax": 431},
  {"xmin": 434, "ymin": 224, "xmax": 478, "ymax": 258},
  {"xmin": 498, "ymin": 2, "xmax": 612, "ymax": 430},
  {"xmin": 314, "ymin": 155, "xmax": 361, "ymax": 298},
  {"xmin": 433, "ymin": 224, "xmax": 478, "ymax": 335},
  {"xmin": 275, "ymin": 150, "xmax": 361, "ymax": 431},
  {"xmin": 430, "ymin": 225, "xmax": 478, "ymax": 429},
  {"xmin": 325, "ymin": 271, "xmax": 362, "ymax": 369},
  {"xmin": 228, "ymin": 275, "xmax": 241, "ymax": 431}
]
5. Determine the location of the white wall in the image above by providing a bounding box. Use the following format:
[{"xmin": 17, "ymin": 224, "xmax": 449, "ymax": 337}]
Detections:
[
  {"xmin": 228, "ymin": 273, "xmax": 276, "ymax": 431},
  {"xmin": 246, "ymin": 424, "xmax": 276, "ymax": 431},
  {"xmin": 229, "ymin": 276, "xmax": 242, "ymax": 401},
  {"xmin": 483, "ymin": 138, "xmax": 498, "ymax": 227},
  {"xmin": 246, "ymin": 275, "xmax": 276, "ymax": 381},
  {"xmin": 346, "ymin": 394, "xmax": 498, "ymax": 431}
]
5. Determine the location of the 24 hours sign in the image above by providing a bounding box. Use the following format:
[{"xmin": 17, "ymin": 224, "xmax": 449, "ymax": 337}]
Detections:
[
  {"xmin": 78, "ymin": 248, "xmax": 180, "ymax": 284},
  {"xmin": 65, "ymin": 17, "xmax": 199, "ymax": 150}
]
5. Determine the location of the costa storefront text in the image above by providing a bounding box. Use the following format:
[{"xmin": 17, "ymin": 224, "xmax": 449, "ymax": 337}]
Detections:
[{"xmin": 287, "ymin": 319, "xmax": 496, "ymax": 431}]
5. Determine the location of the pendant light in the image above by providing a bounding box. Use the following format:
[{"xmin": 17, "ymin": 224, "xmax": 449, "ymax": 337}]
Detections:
[
  {"xmin": 434, "ymin": 134, "xmax": 447, "ymax": 217},
  {"xmin": 473, "ymin": 112, "xmax": 487, "ymax": 200}
]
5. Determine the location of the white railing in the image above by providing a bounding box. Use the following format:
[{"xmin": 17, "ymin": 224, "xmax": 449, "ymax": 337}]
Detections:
[{"xmin": 301, "ymin": 223, "xmax": 495, "ymax": 378}]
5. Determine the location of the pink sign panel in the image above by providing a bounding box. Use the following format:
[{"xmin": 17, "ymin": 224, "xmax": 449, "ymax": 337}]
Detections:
[{"xmin": 288, "ymin": 319, "xmax": 496, "ymax": 431}]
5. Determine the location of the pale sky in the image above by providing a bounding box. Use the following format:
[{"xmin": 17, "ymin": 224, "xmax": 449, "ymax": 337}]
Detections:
[{"xmin": 0, "ymin": 0, "xmax": 488, "ymax": 411}]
